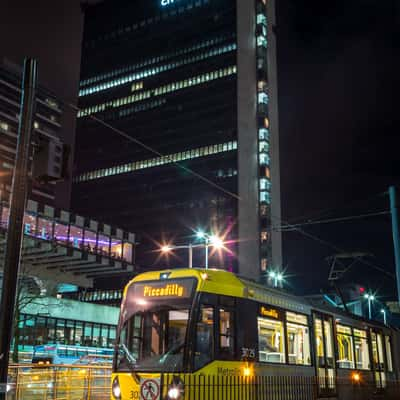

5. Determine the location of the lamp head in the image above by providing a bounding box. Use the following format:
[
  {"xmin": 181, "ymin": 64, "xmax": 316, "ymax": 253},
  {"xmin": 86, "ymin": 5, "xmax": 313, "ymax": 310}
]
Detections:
[
  {"xmin": 209, "ymin": 235, "xmax": 223, "ymax": 249},
  {"xmin": 196, "ymin": 230, "xmax": 205, "ymax": 239}
]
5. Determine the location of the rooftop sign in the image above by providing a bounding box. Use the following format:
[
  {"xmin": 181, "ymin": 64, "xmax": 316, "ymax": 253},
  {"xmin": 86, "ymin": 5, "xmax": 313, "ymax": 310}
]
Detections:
[{"xmin": 161, "ymin": 0, "xmax": 175, "ymax": 6}]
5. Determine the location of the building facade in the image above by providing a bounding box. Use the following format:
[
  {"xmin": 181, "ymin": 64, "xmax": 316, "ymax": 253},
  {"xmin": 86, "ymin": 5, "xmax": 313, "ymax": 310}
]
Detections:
[
  {"xmin": 0, "ymin": 59, "xmax": 70, "ymax": 208},
  {"xmin": 73, "ymin": 0, "xmax": 281, "ymax": 280}
]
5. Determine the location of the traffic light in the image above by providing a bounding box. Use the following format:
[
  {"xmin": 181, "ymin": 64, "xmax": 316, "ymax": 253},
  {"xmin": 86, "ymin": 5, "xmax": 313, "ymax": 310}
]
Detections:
[{"xmin": 32, "ymin": 135, "xmax": 70, "ymax": 183}]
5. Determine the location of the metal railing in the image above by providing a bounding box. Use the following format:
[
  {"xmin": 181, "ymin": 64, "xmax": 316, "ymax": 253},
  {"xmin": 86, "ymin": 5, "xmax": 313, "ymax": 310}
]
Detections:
[
  {"xmin": 5, "ymin": 366, "xmax": 400, "ymax": 400},
  {"xmin": 6, "ymin": 364, "xmax": 111, "ymax": 400}
]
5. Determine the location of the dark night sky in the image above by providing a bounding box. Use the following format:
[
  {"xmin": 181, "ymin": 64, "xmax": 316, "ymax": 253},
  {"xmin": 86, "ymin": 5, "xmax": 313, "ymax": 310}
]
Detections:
[{"xmin": 1, "ymin": 0, "xmax": 400, "ymax": 298}]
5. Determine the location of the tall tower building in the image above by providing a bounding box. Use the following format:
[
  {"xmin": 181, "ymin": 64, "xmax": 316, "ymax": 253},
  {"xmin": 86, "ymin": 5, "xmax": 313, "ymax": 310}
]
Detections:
[{"xmin": 73, "ymin": 0, "xmax": 281, "ymax": 280}]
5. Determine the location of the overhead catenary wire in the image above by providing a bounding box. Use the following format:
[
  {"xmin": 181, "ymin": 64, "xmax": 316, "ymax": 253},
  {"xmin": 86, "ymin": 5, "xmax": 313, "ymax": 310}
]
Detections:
[
  {"xmin": 270, "ymin": 213, "xmax": 395, "ymax": 279},
  {"xmin": 55, "ymin": 94, "xmax": 396, "ymax": 280},
  {"xmin": 277, "ymin": 210, "xmax": 390, "ymax": 231},
  {"xmin": 68, "ymin": 102, "xmax": 241, "ymax": 201},
  {"xmin": 284, "ymin": 191, "xmax": 388, "ymax": 225}
]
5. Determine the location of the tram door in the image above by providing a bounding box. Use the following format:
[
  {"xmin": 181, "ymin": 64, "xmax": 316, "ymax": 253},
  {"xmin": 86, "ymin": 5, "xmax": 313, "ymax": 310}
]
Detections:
[
  {"xmin": 313, "ymin": 314, "xmax": 336, "ymax": 395},
  {"xmin": 370, "ymin": 330, "xmax": 386, "ymax": 388}
]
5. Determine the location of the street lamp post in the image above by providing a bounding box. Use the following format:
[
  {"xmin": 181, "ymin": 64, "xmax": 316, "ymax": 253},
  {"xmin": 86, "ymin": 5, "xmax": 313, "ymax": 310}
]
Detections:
[
  {"xmin": 381, "ymin": 309, "xmax": 387, "ymax": 325},
  {"xmin": 269, "ymin": 271, "xmax": 283, "ymax": 288},
  {"xmin": 161, "ymin": 233, "xmax": 224, "ymax": 269},
  {"xmin": 364, "ymin": 294, "xmax": 375, "ymax": 319}
]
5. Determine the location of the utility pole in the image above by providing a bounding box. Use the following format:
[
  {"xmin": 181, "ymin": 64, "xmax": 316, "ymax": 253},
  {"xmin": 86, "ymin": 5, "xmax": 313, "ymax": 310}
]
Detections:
[
  {"xmin": 0, "ymin": 59, "xmax": 37, "ymax": 398},
  {"xmin": 389, "ymin": 186, "xmax": 400, "ymax": 306}
]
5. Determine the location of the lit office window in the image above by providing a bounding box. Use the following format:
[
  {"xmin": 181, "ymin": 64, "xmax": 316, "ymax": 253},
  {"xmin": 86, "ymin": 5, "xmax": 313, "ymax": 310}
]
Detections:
[
  {"xmin": 260, "ymin": 191, "xmax": 271, "ymax": 204},
  {"xmin": 80, "ymin": 38, "xmax": 236, "ymax": 95},
  {"xmin": 257, "ymin": 36, "xmax": 267, "ymax": 48},
  {"xmin": 78, "ymin": 66, "xmax": 237, "ymax": 117},
  {"xmin": 0, "ymin": 121, "xmax": 9, "ymax": 131},
  {"xmin": 258, "ymin": 92, "xmax": 268, "ymax": 104},
  {"xmin": 259, "ymin": 128, "xmax": 269, "ymax": 140},
  {"xmin": 76, "ymin": 141, "xmax": 238, "ymax": 182},
  {"xmin": 259, "ymin": 140, "xmax": 269, "ymax": 153}
]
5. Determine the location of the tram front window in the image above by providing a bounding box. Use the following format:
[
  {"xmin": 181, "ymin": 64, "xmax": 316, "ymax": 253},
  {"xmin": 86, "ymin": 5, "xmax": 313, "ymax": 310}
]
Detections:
[{"xmin": 117, "ymin": 308, "xmax": 189, "ymax": 372}]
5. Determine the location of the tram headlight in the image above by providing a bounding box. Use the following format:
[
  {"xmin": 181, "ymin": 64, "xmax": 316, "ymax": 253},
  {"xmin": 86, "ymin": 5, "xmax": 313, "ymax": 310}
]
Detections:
[
  {"xmin": 112, "ymin": 376, "xmax": 121, "ymax": 399},
  {"xmin": 167, "ymin": 387, "xmax": 181, "ymax": 399},
  {"xmin": 167, "ymin": 377, "xmax": 184, "ymax": 399}
]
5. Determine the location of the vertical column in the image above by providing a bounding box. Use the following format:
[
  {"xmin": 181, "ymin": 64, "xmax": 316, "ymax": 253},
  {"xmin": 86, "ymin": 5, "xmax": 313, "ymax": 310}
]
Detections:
[
  {"xmin": 237, "ymin": 0, "xmax": 260, "ymax": 280},
  {"xmin": 266, "ymin": 0, "xmax": 283, "ymax": 269}
]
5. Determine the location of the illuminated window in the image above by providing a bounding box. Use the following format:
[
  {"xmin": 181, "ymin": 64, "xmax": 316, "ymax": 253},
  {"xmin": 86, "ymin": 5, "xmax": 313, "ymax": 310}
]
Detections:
[
  {"xmin": 261, "ymin": 231, "xmax": 268, "ymax": 242},
  {"xmin": 54, "ymin": 222, "xmax": 69, "ymax": 244},
  {"xmin": 0, "ymin": 121, "xmax": 9, "ymax": 131},
  {"xmin": 83, "ymin": 230, "xmax": 97, "ymax": 251},
  {"xmin": 257, "ymin": 36, "xmax": 267, "ymax": 48},
  {"xmin": 79, "ymin": 66, "xmax": 237, "ymax": 117},
  {"xmin": 371, "ymin": 331, "xmax": 387, "ymax": 387},
  {"xmin": 258, "ymin": 92, "xmax": 268, "ymax": 104},
  {"xmin": 261, "ymin": 258, "xmax": 268, "ymax": 271},
  {"xmin": 260, "ymin": 191, "xmax": 271, "ymax": 204},
  {"xmin": 258, "ymin": 315, "xmax": 285, "ymax": 363},
  {"xmin": 353, "ymin": 329, "xmax": 370, "ymax": 370},
  {"xmin": 123, "ymin": 242, "xmax": 133, "ymax": 263},
  {"xmin": 219, "ymin": 309, "xmax": 235, "ymax": 358},
  {"xmin": 37, "ymin": 217, "xmax": 53, "ymax": 240},
  {"xmin": 385, "ymin": 336, "xmax": 393, "ymax": 372},
  {"xmin": 111, "ymin": 238, "xmax": 122, "ymax": 258},
  {"xmin": 97, "ymin": 234, "xmax": 110, "ymax": 255},
  {"xmin": 259, "ymin": 128, "xmax": 269, "ymax": 140},
  {"xmin": 75, "ymin": 141, "xmax": 238, "ymax": 182},
  {"xmin": 336, "ymin": 325, "xmax": 355, "ymax": 369},
  {"xmin": 286, "ymin": 312, "xmax": 311, "ymax": 365}
]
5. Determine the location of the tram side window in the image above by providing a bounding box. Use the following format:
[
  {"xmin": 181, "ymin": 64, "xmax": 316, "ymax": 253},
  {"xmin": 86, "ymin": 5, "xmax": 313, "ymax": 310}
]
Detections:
[
  {"xmin": 336, "ymin": 325, "xmax": 355, "ymax": 369},
  {"xmin": 258, "ymin": 317, "xmax": 285, "ymax": 364},
  {"xmin": 385, "ymin": 336, "xmax": 393, "ymax": 372},
  {"xmin": 353, "ymin": 329, "xmax": 370, "ymax": 370},
  {"xmin": 219, "ymin": 309, "xmax": 235, "ymax": 359},
  {"xmin": 286, "ymin": 312, "xmax": 311, "ymax": 365},
  {"xmin": 371, "ymin": 332, "xmax": 385, "ymax": 371},
  {"xmin": 194, "ymin": 307, "xmax": 214, "ymax": 370}
]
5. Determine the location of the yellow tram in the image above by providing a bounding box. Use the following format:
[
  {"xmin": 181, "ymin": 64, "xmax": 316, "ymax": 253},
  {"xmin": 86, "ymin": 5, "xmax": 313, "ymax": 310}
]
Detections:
[{"xmin": 111, "ymin": 268, "xmax": 399, "ymax": 399}]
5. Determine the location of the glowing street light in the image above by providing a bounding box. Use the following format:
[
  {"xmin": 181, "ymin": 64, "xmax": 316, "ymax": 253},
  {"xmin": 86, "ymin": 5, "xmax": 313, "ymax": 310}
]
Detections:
[
  {"xmin": 209, "ymin": 235, "xmax": 223, "ymax": 249},
  {"xmin": 381, "ymin": 309, "xmax": 387, "ymax": 325},
  {"xmin": 364, "ymin": 293, "xmax": 375, "ymax": 319},
  {"xmin": 196, "ymin": 230, "xmax": 206, "ymax": 239},
  {"xmin": 160, "ymin": 232, "xmax": 225, "ymax": 269},
  {"xmin": 161, "ymin": 245, "xmax": 172, "ymax": 253},
  {"xmin": 269, "ymin": 270, "xmax": 283, "ymax": 288}
]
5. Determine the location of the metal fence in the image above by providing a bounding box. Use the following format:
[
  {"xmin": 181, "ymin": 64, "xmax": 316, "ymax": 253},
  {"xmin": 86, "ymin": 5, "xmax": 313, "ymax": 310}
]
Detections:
[
  {"xmin": 5, "ymin": 366, "xmax": 400, "ymax": 400},
  {"xmin": 160, "ymin": 375, "xmax": 400, "ymax": 400},
  {"xmin": 6, "ymin": 364, "xmax": 111, "ymax": 400}
]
